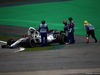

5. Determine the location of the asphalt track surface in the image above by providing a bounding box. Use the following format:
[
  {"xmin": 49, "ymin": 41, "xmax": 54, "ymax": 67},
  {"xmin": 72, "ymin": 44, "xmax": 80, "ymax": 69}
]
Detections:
[
  {"xmin": 0, "ymin": 25, "xmax": 100, "ymax": 75},
  {"xmin": 0, "ymin": 0, "xmax": 71, "ymax": 7}
]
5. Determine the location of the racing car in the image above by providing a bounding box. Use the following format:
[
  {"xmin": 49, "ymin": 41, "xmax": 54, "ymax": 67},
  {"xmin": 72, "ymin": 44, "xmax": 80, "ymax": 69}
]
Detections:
[{"xmin": 1, "ymin": 27, "xmax": 67, "ymax": 48}]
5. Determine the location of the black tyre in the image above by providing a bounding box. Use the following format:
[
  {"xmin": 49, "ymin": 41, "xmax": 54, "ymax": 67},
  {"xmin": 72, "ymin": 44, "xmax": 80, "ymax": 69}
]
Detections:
[
  {"xmin": 25, "ymin": 38, "xmax": 36, "ymax": 48},
  {"xmin": 7, "ymin": 39, "xmax": 15, "ymax": 45},
  {"xmin": 58, "ymin": 35, "xmax": 67, "ymax": 44},
  {"xmin": 1, "ymin": 45, "xmax": 7, "ymax": 48}
]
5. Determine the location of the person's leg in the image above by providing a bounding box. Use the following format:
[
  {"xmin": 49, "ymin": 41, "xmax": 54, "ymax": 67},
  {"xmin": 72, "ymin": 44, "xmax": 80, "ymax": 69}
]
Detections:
[
  {"xmin": 45, "ymin": 33, "xmax": 48, "ymax": 46},
  {"xmin": 70, "ymin": 33, "xmax": 73, "ymax": 43},
  {"xmin": 67, "ymin": 33, "xmax": 70, "ymax": 44},
  {"xmin": 86, "ymin": 31, "xmax": 90, "ymax": 43},
  {"xmin": 91, "ymin": 30, "xmax": 97, "ymax": 43},
  {"xmin": 71, "ymin": 32, "xmax": 75, "ymax": 43},
  {"xmin": 41, "ymin": 33, "xmax": 44, "ymax": 47}
]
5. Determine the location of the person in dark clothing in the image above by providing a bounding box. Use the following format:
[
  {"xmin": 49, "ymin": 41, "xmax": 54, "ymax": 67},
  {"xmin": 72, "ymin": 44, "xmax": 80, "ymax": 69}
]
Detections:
[
  {"xmin": 84, "ymin": 21, "xmax": 97, "ymax": 43},
  {"xmin": 67, "ymin": 17, "xmax": 75, "ymax": 44}
]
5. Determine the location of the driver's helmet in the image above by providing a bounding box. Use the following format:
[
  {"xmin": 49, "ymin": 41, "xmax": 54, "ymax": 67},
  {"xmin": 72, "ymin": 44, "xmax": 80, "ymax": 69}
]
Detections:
[{"xmin": 29, "ymin": 27, "xmax": 36, "ymax": 34}]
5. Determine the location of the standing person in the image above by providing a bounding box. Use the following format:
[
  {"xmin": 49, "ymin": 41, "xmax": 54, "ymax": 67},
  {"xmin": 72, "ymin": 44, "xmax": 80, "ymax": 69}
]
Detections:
[
  {"xmin": 67, "ymin": 17, "xmax": 75, "ymax": 44},
  {"xmin": 63, "ymin": 20, "xmax": 69, "ymax": 33},
  {"xmin": 38, "ymin": 20, "xmax": 49, "ymax": 47},
  {"xmin": 84, "ymin": 21, "xmax": 97, "ymax": 43},
  {"xmin": 63, "ymin": 20, "xmax": 71, "ymax": 44}
]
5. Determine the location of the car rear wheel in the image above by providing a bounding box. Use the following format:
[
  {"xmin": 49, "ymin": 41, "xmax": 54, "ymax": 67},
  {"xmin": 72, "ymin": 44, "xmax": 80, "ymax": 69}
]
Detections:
[
  {"xmin": 25, "ymin": 38, "xmax": 36, "ymax": 48},
  {"xmin": 58, "ymin": 35, "xmax": 67, "ymax": 44},
  {"xmin": 7, "ymin": 39, "xmax": 15, "ymax": 45}
]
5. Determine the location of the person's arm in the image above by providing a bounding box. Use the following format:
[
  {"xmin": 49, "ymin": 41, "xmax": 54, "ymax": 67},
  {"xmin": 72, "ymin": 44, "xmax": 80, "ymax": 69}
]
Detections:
[
  {"xmin": 70, "ymin": 24, "xmax": 74, "ymax": 33},
  {"xmin": 85, "ymin": 25, "xmax": 89, "ymax": 34},
  {"xmin": 38, "ymin": 26, "xmax": 40, "ymax": 32},
  {"xmin": 64, "ymin": 28, "xmax": 66, "ymax": 33},
  {"xmin": 46, "ymin": 26, "xmax": 49, "ymax": 32}
]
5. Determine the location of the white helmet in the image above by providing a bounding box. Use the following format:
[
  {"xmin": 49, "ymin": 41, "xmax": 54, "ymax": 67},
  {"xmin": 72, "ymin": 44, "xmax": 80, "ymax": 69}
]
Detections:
[{"xmin": 28, "ymin": 27, "xmax": 36, "ymax": 34}]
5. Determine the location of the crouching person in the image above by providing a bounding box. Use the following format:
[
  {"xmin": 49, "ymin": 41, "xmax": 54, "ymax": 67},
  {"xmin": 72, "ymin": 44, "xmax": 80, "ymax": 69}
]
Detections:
[
  {"xmin": 38, "ymin": 20, "xmax": 49, "ymax": 47},
  {"xmin": 84, "ymin": 21, "xmax": 97, "ymax": 43}
]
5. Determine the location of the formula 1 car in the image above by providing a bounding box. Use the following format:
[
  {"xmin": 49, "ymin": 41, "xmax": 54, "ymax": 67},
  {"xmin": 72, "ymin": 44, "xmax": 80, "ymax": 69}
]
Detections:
[{"xmin": 1, "ymin": 27, "xmax": 67, "ymax": 48}]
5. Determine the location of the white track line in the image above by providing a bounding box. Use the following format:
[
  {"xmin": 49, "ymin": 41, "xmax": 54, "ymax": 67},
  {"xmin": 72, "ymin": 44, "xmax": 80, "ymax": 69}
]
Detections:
[{"xmin": 0, "ymin": 68, "xmax": 100, "ymax": 75}]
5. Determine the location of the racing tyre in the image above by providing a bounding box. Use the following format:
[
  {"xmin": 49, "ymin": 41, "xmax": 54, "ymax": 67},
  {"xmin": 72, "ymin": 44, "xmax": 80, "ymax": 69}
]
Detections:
[
  {"xmin": 58, "ymin": 35, "xmax": 67, "ymax": 44},
  {"xmin": 1, "ymin": 45, "xmax": 8, "ymax": 48},
  {"xmin": 25, "ymin": 38, "xmax": 36, "ymax": 48},
  {"xmin": 7, "ymin": 39, "xmax": 15, "ymax": 45}
]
